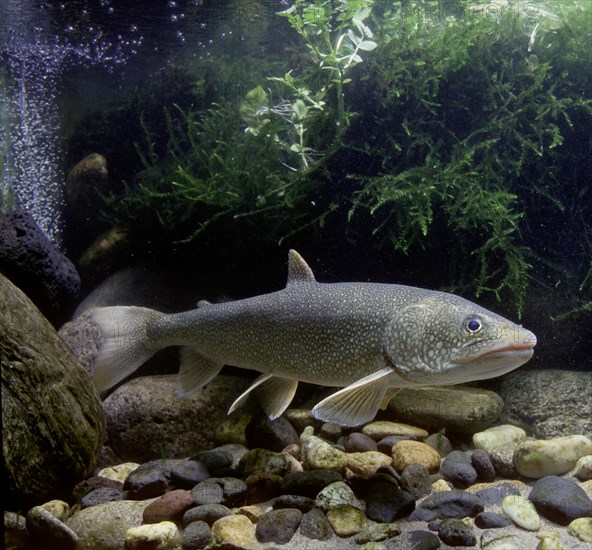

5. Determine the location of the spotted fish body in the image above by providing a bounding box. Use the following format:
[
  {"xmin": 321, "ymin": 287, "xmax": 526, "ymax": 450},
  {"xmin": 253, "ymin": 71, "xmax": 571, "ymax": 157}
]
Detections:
[{"xmin": 90, "ymin": 250, "xmax": 536, "ymax": 426}]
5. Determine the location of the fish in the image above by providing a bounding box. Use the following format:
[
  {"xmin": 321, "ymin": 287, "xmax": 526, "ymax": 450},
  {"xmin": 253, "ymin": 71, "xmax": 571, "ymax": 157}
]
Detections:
[{"xmin": 88, "ymin": 250, "xmax": 536, "ymax": 427}]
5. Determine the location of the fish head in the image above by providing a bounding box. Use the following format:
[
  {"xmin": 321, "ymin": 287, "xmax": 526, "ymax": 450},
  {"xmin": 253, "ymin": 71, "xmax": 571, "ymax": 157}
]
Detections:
[{"xmin": 384, "ymin": 296, "xmax": 537, "ymax": 386}]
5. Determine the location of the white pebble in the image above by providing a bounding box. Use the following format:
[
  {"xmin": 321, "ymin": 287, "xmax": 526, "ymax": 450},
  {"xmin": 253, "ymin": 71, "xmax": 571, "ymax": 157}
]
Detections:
[
  {"xmin": 501, "ymin": 495, "xmax": 540, "ymax": 531},
  {"xmin": 472, "ymin": 424, "xmax": 526, "ymax": 454},
  {"xmin": 125, "ymin": 521, "xmax": 181, "ymax": 550}
]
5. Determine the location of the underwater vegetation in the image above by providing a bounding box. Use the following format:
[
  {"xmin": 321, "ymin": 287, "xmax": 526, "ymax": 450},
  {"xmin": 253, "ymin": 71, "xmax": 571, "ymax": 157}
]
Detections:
[{"xmin": 90, "ymin": 0, "xmax": 590, "ymax": 318}]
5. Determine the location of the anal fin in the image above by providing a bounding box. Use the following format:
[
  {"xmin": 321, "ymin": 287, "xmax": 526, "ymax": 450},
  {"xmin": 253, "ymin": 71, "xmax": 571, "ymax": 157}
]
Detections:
[
  {"xmin": 177, "ymin": 347, "xmax": 223, "ymax": 398},
  {"xmin": 311, "ymin": 367, "xmax": 394, "ymax": 427},
  {"xmin": 228, "ymin": 373, "xmax": 298, "ymax": 420}
]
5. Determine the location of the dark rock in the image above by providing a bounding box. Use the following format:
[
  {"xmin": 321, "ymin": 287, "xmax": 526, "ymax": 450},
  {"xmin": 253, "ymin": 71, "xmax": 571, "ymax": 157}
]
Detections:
[
  {"xmin": 407, "ymin": 491, "xmax": 484, "ymax": 522},
  {"xmin": 529, "ymin": 475, "xmax": 592, "ymax": 525},
  {"xmin": 299, "ymin": 508, "xmax": 332, "ymax": 541},
  {"xmin": 245, "ymin": 472, "xmax": 284, "ymax": 503},
  {"xmin": 191, "ymin": 480, "xmax": 224, "ymax": 506},
  {"xmin": 216, "ymin": 477, "xmax": 248, "ymax": 506},
  {"xmin": 0, "ymin": 208, "xmax": 80, "ymax": 326},
  {"xmin": 26, "ymin": 506, "xmax": 78, "ymax": 550},
  {"xmin": 256, "ymin": 508, "xmax": 303, "ymax": 544},
  {"xmin": 272, "ymin": 494, "xmax": 315, "ymax": 512},
  {"xmin": 71, "ymin": 476, "xmax": 123, "ymax": 504},
  {"xmin": 191, "ymin": 450, "xmax": 233, "ymax": 472},
  {"xmin": 281, "ymin": 470, "xmax": 343, "ymax": 498},
  {"xmin": 400, "ymin": 463, "xmax": 432, "ymax": 500},
  {"xmin": 143, "ymin": 489, "xmax": 193, "ymax": 523},
  {"xmin": 474, "ymin": 512, "xmax": 511, "ymax": 529},
  {"xmin": 471, "ymin": 450, "xmax": 496, "ymax": 482},
  {"xmin": 377, "ymin": 435, "xmax": 416, "ymax": 455},
  {"xmin": 182, "ymin": 504, "xmax": 232, "ymax": 527},
  {"xmin": 239, "ymin": 448, "xmax": 294, "ymax": 477},
  {"xmin": 475, "ymin": 483, "xmax": 519, "ymax": 507},
  {"xmin": 1, "ymin": 274, "xmax": 104, "ymax": 510},
  {"xmin": 245, "ymin": 414, "xmax": 300, "ymax": 452},
  {"xmin": 80, "ymin": 487, "xmax": 122, "ymax": 509},
  {"xmin": 181, "ymin": 519, "xmax": 213, "ymax": 550},
  {"xmin": 123, "ymin": 460, "xmax": 176, "ymax": 500},
  {"xmin": 398, "ymin": 530, "xmax": 441, "ymax": 550},
  {"xmin": 366, "ymin": 481, "xmax": 415, "ymax": 523},
  {"xmin": 424, "ymin": 433, "xmax": 453, "ymax": 457},
  {"xmin": 345, "ymin": 432, "xmax": 378, "ymax": 453},
  {"xmin": 320, "ymin": 423, "xmax": 342, "ymax": 442},
  {"xmin": 170, "ymin": 460, "xmax": 210, "ymax": 489},
  {"xmin": 440, "ymin": 451, "xmax": 477, "ymax": 489},
  {"xmin": 438, "ymin": 518, "xmax": 476, "ymax": 546},
  {"xmin": 490, "ymin": 445, "xmax": 518, "ymax": 478}
]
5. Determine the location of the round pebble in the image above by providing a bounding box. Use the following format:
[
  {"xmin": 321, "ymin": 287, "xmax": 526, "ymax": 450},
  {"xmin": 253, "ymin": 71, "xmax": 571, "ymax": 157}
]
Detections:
[
  {"xmin": 169, "ymin": 459, "xmax": 210, "ymax": 488},
  {"xmin": 529, "ymin": 475, "xmax": 592, "ymax": 525},
  {"xmin": 392, "ymin": 440, "xmax": 441, "ymax": 473},
  {"xmin": 345, "ymin": 432, "xmax": 378, "ymax": 453},
  {"xmin": 246, "ymin": 414, "xmax": 300, "ymax": 451},
  {"xmin": 300, "ymin": 507, "xmax": 333, "ymax": 541},
  {"xmin": 440, "ymin": 450, "xmax": 478, "ymax": 488},
  {"xmin": 272, "ymin": 494, "xmax": 315, "ymax": 512},
  {"xmin": 472, "ymin": 425, "xmax": 526, "ymax": 454},
  {"xmin": 362, "ymin": 421, "xmax": 428, "ymax": 440},
  {"xmin": 182, "ymin": 504, "xmax": 232, "ymax": 527},
  {"xmin": 438, "ymin": 518, "xmax": 476, "ymax": 546},
  {"xmin": 501, "ymin": 495, "xmax": 541, "ymax": 531},
  {"xmin": 191, "ymin": 480, "xmax": 224, "ymax": 505},
  {"xmin": 326, "ymin": 504, "xmax": 367, "ymax": 537},
  {"xmin": 281, "ymin": 470, "xmax": 343, "ymax": 498},
  {"xmin": 315, "ymin": 481, "xmax": 358, "ymax": 511},
  {"xmin": 256, "ymin": 508, "xmax": 302, "ymax": 544},
  {"xmin": 475, "ymin": 511, "xmax": 511, "ymax": 528},
  {"xmin": 182, "ymin": 520, "xmax": 213, "ymax": 550},
  {"xmin": 490, "ymin": 443, "xmax": 519, "ymax": 478},
  {"xmin": 400, "ymin": 463, "xmax": 432, "ymax": 499},
  {"xmin": 573, "ymin": 455, "xmax": 592, "ymax": 481},
  {"xmin": 143, "ymin": 489, "xmax": 193, "ymax": 524},
  {"xmin": 424, "ymin": 432, "xmax": 453, "ymax": 457},
  {"xmin": 211, "ymin": 515, "xmax": 256, "ymax": 547},
  {"xmin": 567, "ymin": 517, "xmax": 592, "ymax": 543},
  {"xmin": 80, "ymin": 487, "xmax": 123, "ymax": 509},
  {"xmin": 125, "ymin": 520, "xmax": 181, "ymax": 550},
  {"xmin": 98, "ymin": 462, "xmax": 140, "ymax": 483},
  {"xmin": 471, "ymin": 449, "xmax": 496, "ymax": 482},
  {"xmin": 365, "ymin": 481, "xmax": 416, "ymax": 522}
]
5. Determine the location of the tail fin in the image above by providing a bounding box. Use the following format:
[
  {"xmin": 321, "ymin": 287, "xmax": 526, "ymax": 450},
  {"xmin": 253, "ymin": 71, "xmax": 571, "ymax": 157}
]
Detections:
[{"xmin": 89, "ymin": 306, "xmax": 164, "ymax": 393}]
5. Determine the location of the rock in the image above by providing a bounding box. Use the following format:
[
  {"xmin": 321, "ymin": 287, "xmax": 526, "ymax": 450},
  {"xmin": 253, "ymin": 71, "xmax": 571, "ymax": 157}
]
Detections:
[
  {"xmin": 125, "ymin": 520, "xmax": 181, "ymax": 550},
  {"xmin": 0, "ymin": 209, "xmax": 80, "ymax": 326},
  {"xmin": 354, "ymin": 523, "xmax": 400, "ymax": 544},
  {"xmin": 345, "ymin": 432, "xmax": 378, "ymax": 453},
  {"xmin": 80, "ymin": 487, "xmax": 123, "ymax": 509},
  {"xmin": 66, "ymin": 499, "xmax": 152, "ymax": 550},
  {"xmin": 271, "ymin": 494, "xmax": 315, "ymax": 512},
  {"xmin": 343, "ymin": 450, "xmax": 393, "ymax": 478},
  {"xmin": 239, "ymin": 448, "xmax": 297, "ymax": 477},
  {"xmin": 72, "ymin": 476, "xmax": 124, "ymax": 504},
  {"xmin": 424, "ymin": 432, "xmax": 453, "ymax": 457},
  {"xmin": 169, "ymin": 460, "xmax": 210, "ymax": 489},
  {"xmin": 245, "ymin": 414, "xmax": 300, "ymax": 452},
  {"xmin": 408, "ymin": 491, "xmax": 484, "ymax": 522},
  {"xmin": 299, "ymin": 508, "xmax": 333, "ymax": 540},
  {"xmin": 40, "ymin": 500, "xmax": 70, "ymax": 522},
  {"xmin": 315, "ymin": 481, "xmax": 359, "ymax": 511},
  {"xmin": 284, "ymin": 409, "xmax": 320, "ymax": 433},
  {"xmin": 432, "ymin": 479, "xmax": 453, "ymax": 493},
  {"xmin": 366, "ymin": 481, "xmax": 415, "ymax": 522},
  {"xmin": 438, "ymin": 518, "xmax": 476, "ymax": 547},
  {"xmin": 529, "ymin": 476, "xmax": 592, "ymax": 525},
  {"xmin": 320, "ymin": 423, "xmax": 343, "ymax": 442},
  {"xmin": 143, "ymin": 489, "xmax": 193, "ymax": 524},
  {"xmin": 377, "ymin": 434, "xmax": 417, "ymax": 454},
  {"xmin": 392, "ymin": 440, "xmax": 441, "ymax": 473},
  {"xmin": 326, "ymin": 504, "xmax": 367, "ymax": 536},
  {"xmin": 440, "ymin": 451, "xmax": 478, "ymax": 489},
  {"xmin": 211, "ymin": 514, "xmax": 257, "ymax": 548},
  {"xmin": 182, "ymin": 504, "xmax": 233, "ymax": 527},
  {"xmin": 488, "ymin": 370, "xmax": 592, "ymax": 439},
  {"xmin": 501, "ymin": 495, "xmax": 541, "ymax": 531},
  {"xmin": 4, "ymin": 511, "xmax": 27, "ymax": 549},
  {"xmin": 300, "ymin": 428, "xmax": 346, "ymax": 472},
  {"xmin": 191, "ymin": 480, "xmax": 224, "ymax": 506},
  {"xmin": 474, "ymin": 482, "xmax": 520, "ymax": 506},
  {"xmin": 27, "ymin": 505, "xmax": 78, "ymax": 550},
  {"xmin": 362, "ymin": 421, "xmax": 428, "ymax": 440},
  {"xmin": 573, "ymin": 455, "xmax": 592, "ymax": 481},
  {"xmin": 244, "ymin": 472, "xmax": 283, "ymax": 503},
  {"xmin": 471, "ymin": 449, "xmax": 496, "ymax": 482},
  {"xmin": 490, "ymin": 443, "xmax": 520, "ymax": 478},
  {"xmin": 475, "ymin": 512, "xmax": 511, "ymax": 528},
  {"xmin": 212, "ymin": 444, "xmax": 249, "ymax": 470},
  {"xmin": 98, "ymin": 463, "xmax": 140, "ymax": 484},
  {"xmin": 514, "ymin": 435, "xmax": 592, "ymax": 478},
  {"xmin": 397, "ymin": 530, "xmax": 441, "ymax": 550},
  {"xmin": 567, "ymin": 517, "xmax": 592, "ymax": 543},
  {"xmin": 400, "ymin": 464, "xmax": 432, "ymax": 499},
  {"xmin": 281, "ymin": 470, "xmax": 343, "ymax": 498},
  {"xmin": 387, "ymin": 385, "xmax": 504, "ymax": 433},
  {"xmin": 256, "ymin": 508, "xmax": 302, "ymax": 544},
  {"xmin": 473, "ymin": 425, "xmax": 527, "ymax": 454},
  {"xmin": 535, "ymin": 530, "xmax": 564, "ymax": 550},
  {"xmin": 103, "ymin": 375, "xmax": 250, "ymax": 462},
  {"xmin": 182, "ymin": 520, "xmax": 213, "ymax": 549},
  {"xmin": 1, "ymin": 274, "xmax": 104, "ymax": 509},
  {"xmin": 123, "ymin": 460, "xmax": 179, "ymax": 500},
  {"xmin": 213, "ymin": 477, "xmax": 248, "ymax": 506},
  {"xmin": 191, "ymin": 450, "xmax": 233, "ymax": 473},
  {"xmin": 215, "ymin": 411, "xmax": 253, "ymax": 446}
]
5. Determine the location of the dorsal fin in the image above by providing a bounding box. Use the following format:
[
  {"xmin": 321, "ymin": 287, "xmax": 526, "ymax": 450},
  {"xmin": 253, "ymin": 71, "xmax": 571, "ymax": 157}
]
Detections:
[{"xmin": 287, "ymin": 249, "xmax": 316, "ymax": 287}]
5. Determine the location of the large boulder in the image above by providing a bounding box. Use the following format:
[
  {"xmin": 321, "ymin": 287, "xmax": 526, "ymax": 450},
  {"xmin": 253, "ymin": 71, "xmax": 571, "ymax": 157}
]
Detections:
[
  {"xmin": 0, "ymin": 208, "xmax": 80, "ymax": 326},
  {"xmin": 1, "ymin": 273, "xmax": 105, "ymax": 510}
]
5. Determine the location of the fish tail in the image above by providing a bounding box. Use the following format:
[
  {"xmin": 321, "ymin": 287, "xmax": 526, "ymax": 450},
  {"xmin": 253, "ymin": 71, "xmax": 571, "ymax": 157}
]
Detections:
[{"xmin": 89, "ymin": 306, "xmax": 165, "ymax": 393}]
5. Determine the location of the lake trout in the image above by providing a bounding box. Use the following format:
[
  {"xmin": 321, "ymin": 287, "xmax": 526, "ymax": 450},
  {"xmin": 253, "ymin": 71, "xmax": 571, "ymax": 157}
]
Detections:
[{"xmin": 89, "ymin": 250, "xmax": 536, "ymax": 426}]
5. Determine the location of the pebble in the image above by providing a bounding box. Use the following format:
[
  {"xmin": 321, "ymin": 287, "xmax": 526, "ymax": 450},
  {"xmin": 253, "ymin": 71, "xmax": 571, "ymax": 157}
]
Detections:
[
  {"xmin": 124, "ymin": 520, "xmax": 181, "ymax": 550},
  {"xmin": 191, "ymin": 479, "xmax": 224, "ymax": 505},
  {"xmin": 72, "ymin": 475, "xmax": 123, "ymax": 503},
  {"xmin": 535, "ymin": 530, "xmax": 564, "ymax": 550},
  {"xmin": 438, "ymin": 518, "xmax": 476, "ymax": 547},
  {"xmin": 315, "ymin": 481, "xmax": 359, "ymax": 511},
  {"xmin": 211, "ymin": 514, "xmax": 257, "ymax": 548},
  {"xmin": 343, "ymin": 450, "xmax": 393, "ymax": 478},
  {"xmin": 345, "ymin": 432, "xmax": 378, "ymax": 453},
  {"xmin": 354, "ymin": 522, "xmax": 400, "ymax": 543},
  {"xmin": 80, "ymin": 487, "xmax": 123, "ymax": 509},
  {"xmin": 280, "ymin": 470, "xmax": 343, "ymax": 498},
  {"xmin": 473, "ymin": 425, "xmax": 527, "ymax": 454},
  {"xmin": 567, "ymin": 517, "xmax": 592, "ymax": 543},
  {"xmin": 123, "ymin": 460, "xmax": 177, "ymax": 499},
  {"xmin": 143, "ymin": 489, "xmax": 193, "ymax": 524},
  {"xmin": 191, "ymin": 450, "xmax": 233, "ymax": 472},
  {"xmin": 440, "ymin": 450, "xmax": 478, "ymax": 488},
  {"xmin": 398, "ymin": 530, "xmax": 441, "ymax": 550},
  {"xmin": 475, "ymin": 511, "xmax": 511, "ymax": 528},
  {"xmin": 392, "ymin": 440, "xmax": 441, "ymax": 473},
  {"xmin": 362, "ymin": 420, "xmax": 428, "ymax": 440},
  {"xmin": 424, "ymin": 432, "xmax": 453, "ymax": 457},
  {"xmin": 256, "ymin": 508, "xmax": 302, "ymax": 544},
  {"xmin": 471, "ymin": 449, "xmax": 496, "ymax": 482},
  {"xmin": 239, "ymin": 448, "xmax": 296, "ymax": 477},
  {"xmin": 40, "ymin": 500, "xmax": 70, "ymax": 522},
  {"xmin": 573, "ymin": 454, "xmax": 592, "ymax": 481},
  {"xmin": 299, "ymin": 507, "xmax": 333, "ymax": 540},
  {"xmin": 320, "ymin": 422, "xmax": 343, "ymax": 441},
  {"xmin": 235, "ymin": 505, "xmax": 267, "ymax": 522},
  {"xmin": 214, "ymin": 411, "xmax": 252, "ymax": 445},
  {"xmin": 182, "ymin": 504, "xmax": 233, "ymax": 527},
  {"xmin": 271, "ymin": 494, "xmax": 315, "ymax": 512},
  {"xmin": 514, "ymin": 435, "xmax": 592, "ymax": 478},
  {"xmin": 580, "ymin": 479, "xmax": 592, "ymax": 499},
  {"xmin": 169, "ymin": 459, "xmax": 210, "ymax": 488},
  {"xmin": 246, "ymin": 414, "xmax": 300, "ymax": 451},
  {"xmin": 432, "ymin": 479, "xmax": 453, "ymax": 492},
  {"xmin": 490, "ymin": 443, "xmax": 520, "ymax": 478},
  {"xmin": 326, "ymin": 504, "xmax": 367, "ymax": 536},
  {"xmin": 98, "ymin": 462, "xmax": 140, "ymax": 483},
  {"xmin": 244, "ymin": 472, "xmax": 283, "ymax": 502},
  {"xmin": 181, "ymin": 520, "xmax": 213, "ymax": 549},
  {"xmin": 300, "ymin": 428, "xmax": 346, "ymax": 471},
  {"xmin": 407, "ymin": 490, "xmax": 484, "ymax": 522},
  {"xmin": 284, "ymin": 408, "xmax": 320, "ymax": 433},
  {"xmin": 400, "ymin": 463, "xmax": 432, "ymax": 499},
  {"xmin": 528, "ymin": 475, "xmax": 592, "ymax": 525},
  {"xmin": 26, "ymin": 505, "xmax": 78, "ymax": 550},
  {"xmin": 365, "ymin": 481, "xmax": 416, "ymax": 522},
  {"xmin": 216, "ymin": 476, "xmax": 248, "ymax": 506},
  {"xmin": 377, "ymin": 435, "xmax": 416, "ymax": 454},
  {"xmin": 474, "ymin": 482, "xmax": 520, "ymax": 506},
  {"xmin": 501, "ymin": 495, "xmax": 541, "ymax": 531}
]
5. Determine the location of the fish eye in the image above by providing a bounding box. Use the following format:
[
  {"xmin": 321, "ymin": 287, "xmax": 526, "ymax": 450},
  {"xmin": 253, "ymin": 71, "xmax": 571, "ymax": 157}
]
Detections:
[{"xmin": 465, "ymin": 316, "xmax": 483, "ymax": 334}]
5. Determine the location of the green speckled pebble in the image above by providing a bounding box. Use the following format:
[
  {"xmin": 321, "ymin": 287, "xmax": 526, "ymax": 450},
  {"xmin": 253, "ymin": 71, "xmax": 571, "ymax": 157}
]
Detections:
[
  {"xmin": 326, "ymin": 504, "xmax": 367, "ymax": 537},
  {"xmin": 473, "ymin": 425, "xmax": 526, "ymax": 454},
  {"xmin": 501, "ymin": 495, "xmax": 540, "ymax": 531},
  {"xmin": 568, "ymin": 517, "xmax": 592, "ymax": 543}
]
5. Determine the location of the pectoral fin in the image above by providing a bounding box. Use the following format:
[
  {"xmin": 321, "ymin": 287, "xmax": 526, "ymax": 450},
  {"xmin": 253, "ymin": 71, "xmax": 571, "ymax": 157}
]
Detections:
[
  {"xmin": 177, "ymin": 347, "xmax": 224, "ymax": 398},
  {"xmin": 312, "ymin": 367, "xmax": 394, "ymax": 427},
  {"xmin": 228, "ymin": 373, "xmax": 298, "ymax": 419}
]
